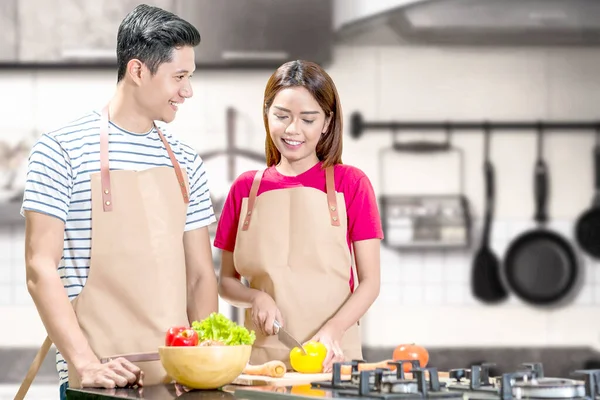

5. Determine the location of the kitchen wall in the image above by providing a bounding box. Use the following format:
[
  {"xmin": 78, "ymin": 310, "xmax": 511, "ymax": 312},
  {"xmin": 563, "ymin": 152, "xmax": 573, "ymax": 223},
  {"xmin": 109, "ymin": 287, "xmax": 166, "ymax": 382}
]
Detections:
[{"xmin": 2, "ymin": 44, "xmax": 600, "ymax": 353}]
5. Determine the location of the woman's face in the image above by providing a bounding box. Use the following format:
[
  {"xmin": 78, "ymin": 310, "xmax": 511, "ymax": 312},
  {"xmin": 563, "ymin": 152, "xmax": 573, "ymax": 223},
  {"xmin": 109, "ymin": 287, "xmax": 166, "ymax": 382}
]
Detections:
[{"xmin": 267, "ymin": 86, "xmax": 331, "ymax": 167}]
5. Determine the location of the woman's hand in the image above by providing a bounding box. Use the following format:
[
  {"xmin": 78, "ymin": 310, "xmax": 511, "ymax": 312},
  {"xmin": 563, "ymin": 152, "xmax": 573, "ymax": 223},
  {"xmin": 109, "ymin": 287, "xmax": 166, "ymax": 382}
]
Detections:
[
  {"xmin": 310, "ymin": 323, "xmax": 345, "ymax": 373},
  {"xmin": 251, "ymin": 291, "xmax": 283, "ymax": 336}
]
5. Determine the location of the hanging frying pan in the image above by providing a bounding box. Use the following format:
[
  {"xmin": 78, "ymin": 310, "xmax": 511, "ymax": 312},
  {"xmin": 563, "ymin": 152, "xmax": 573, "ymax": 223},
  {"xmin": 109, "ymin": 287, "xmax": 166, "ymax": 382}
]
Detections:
[
  {"xmin": 503, "ymin": 124, "xmax": 580, "ymax": 306},
  {"xmin": 574, "ymin": 126, "xmax": 600, "ymax": 259}
]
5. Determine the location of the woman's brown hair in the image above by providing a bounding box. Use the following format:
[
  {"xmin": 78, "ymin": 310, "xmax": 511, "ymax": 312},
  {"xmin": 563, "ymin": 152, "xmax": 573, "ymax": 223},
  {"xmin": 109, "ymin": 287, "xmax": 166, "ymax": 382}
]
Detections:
[{"xmin": 263, "ymin": 60, "xmax": 343, "ymax": 168}]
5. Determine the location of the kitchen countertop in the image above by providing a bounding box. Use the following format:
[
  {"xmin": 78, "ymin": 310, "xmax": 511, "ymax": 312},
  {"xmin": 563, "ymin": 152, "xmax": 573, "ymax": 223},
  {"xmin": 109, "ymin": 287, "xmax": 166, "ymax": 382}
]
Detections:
[
  {"xmin": 66, "ymin": 384, "xmax": 306, "ymax": 400},
  {"xmin": 67, "ymin": 384, "xmax": 234, "ymax": 399},
  {"xmin": 66, "ymin": 370, "xmax": 452, "ymax": 399}
]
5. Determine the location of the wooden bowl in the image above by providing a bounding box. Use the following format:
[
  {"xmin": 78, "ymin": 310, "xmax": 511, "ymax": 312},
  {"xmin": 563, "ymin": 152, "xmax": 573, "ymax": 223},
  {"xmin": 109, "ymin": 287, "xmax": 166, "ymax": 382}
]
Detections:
[{"xmin": 158, "ymin": 345, "xmax": 252, "ymax": 389}]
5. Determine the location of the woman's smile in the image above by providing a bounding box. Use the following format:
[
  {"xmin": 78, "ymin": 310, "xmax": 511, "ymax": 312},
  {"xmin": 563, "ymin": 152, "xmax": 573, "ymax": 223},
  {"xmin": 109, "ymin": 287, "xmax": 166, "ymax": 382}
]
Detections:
[{"xmin": 282, "ymin": 138, "xmax": 304, "ymax": 149}]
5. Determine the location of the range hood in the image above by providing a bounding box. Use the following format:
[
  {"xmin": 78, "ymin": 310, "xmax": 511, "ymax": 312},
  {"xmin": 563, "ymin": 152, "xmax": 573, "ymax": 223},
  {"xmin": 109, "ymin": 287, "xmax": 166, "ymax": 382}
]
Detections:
[{"xmin": 336, "ymin": 0, "xmax": 600, "ymax": 46}]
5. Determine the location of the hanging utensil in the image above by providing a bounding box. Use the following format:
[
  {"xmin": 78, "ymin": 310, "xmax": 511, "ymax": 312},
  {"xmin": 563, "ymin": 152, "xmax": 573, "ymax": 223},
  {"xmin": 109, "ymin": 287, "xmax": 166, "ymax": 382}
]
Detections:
[
  {"xmin": 574, "ymin": 124, "xmax": 600, "ymax": 259},
  {"xmin": 503, "ymin": 124, "xmax": 580, "ymax": 306},
  {"xmin": 378, "ymin": 125, "xmax": 472, "ymax": 250},
  {"xmin": 199, "ymin": 107, "xmax": 266, "ymax": 238},
  {"xmin": 471, "ymin": 122, "xmax": 508, "ymax": 304}
]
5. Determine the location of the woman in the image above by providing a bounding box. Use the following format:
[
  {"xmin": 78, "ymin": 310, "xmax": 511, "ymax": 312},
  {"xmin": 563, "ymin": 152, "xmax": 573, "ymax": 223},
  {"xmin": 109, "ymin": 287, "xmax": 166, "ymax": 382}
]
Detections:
[{"xmin": 214, "ymin": 60, "xmax": 382, "ymax": 373}]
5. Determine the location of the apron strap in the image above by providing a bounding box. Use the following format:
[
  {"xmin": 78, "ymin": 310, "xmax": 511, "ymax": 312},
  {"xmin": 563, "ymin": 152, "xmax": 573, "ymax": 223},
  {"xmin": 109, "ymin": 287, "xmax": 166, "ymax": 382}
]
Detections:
[
  {"xmin": 325, "ymin": 166, "xmax": 340, "ymax": 226},
  {"xmin": 100, "ymin": 106, "xmax": 113, "ymax": 212},
  {"xmin": 242, "ymin": 169, "xmax": 265, "ymax": 231},
  {"xmin": 99, "ymin": 105, "xmax": 189, "ymax": 212},
  {"xmin": 156, "ymin": 129, "xmax": 190, "ymax": 204}
]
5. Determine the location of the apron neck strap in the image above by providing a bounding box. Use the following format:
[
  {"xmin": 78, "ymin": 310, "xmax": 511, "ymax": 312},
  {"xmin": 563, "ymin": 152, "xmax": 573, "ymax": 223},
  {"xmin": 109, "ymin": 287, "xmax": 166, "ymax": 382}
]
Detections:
[
  {"xmin": 99, "ymin": 105, "xmax": 189, "ymax": 212},
  {"xmin": 100, "ymin": 106, "xmax": 113, "ymax": 212},
  {"xmin": 325, "ymin": 166, "xmax": 340, "ymax": 226},
  {"xmin": 241, "ymin": 168, "xmax": 265, "ymax": 231},
  {"xmin": 241, "ymin": 165, "xmax": 340, "ymax": 230}
]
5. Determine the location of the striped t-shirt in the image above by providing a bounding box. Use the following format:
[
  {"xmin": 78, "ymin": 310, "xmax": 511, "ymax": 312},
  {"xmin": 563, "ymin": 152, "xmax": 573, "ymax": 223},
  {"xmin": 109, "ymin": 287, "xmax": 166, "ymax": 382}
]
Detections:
[{"xmin": 20, "ymin": 110, "xmax": 216, "ymax": 385}]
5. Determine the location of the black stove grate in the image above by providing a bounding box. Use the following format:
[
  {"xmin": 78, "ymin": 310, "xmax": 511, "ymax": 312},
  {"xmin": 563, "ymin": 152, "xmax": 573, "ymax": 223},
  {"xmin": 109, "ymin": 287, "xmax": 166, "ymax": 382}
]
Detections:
[
  {"xmin": 311, "ymin": 360, "xmax": 461, "ymax": 400},
  {"xmin": 309, "ymin": 360, "xmax": 600, "ymax": 400}
]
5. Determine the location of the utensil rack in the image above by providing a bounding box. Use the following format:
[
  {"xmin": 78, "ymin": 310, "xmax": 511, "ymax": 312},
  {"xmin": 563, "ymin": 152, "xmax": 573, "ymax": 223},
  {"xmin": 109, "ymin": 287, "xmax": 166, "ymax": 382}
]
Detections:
[
  {"xmin": 350, "ymin": 111, "xmax": 600, "ymax": 139},
  {"xmin": 197, "ymin": 106, "xmax": 264, "ymax": 236},
  {"xmin": 198, "ymin": 107, "xmax": 265, "ymax": 179}
]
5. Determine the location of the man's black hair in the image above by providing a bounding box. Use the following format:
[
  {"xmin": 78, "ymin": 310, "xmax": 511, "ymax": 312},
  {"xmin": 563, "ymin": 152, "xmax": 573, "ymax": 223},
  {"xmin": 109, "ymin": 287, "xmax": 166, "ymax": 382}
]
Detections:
[{"xmin": 116, "ymin": 4, "xmax": 201, "ymax": 82}]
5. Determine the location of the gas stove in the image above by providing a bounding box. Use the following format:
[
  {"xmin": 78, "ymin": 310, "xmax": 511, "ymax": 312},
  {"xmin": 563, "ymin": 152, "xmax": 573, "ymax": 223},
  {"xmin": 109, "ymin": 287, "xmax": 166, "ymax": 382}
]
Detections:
[
  {"xmin": 311, "ymin": 360, "xmax": 458, "ymax": 400},
  {"xmin": 234, "ymin": 360, "xmax": 600, "ymax": 400},
  {"xmin": 443, "ymin": 362, "xmax": 598, "ymax": 400}
]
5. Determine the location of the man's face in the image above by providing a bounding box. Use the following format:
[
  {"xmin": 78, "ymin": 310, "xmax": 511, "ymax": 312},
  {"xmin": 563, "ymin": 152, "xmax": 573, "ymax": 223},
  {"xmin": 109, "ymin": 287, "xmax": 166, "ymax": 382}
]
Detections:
[{"xmin": 137, "ymin": 45, "xmax": 196, "ymax": 123}]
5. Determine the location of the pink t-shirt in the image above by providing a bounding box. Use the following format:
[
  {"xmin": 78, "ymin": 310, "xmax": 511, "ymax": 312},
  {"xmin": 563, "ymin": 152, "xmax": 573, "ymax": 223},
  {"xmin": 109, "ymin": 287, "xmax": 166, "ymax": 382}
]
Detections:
[{"xmin": 213, "ymin": 161, "xmax": 384, "ymax": 291}]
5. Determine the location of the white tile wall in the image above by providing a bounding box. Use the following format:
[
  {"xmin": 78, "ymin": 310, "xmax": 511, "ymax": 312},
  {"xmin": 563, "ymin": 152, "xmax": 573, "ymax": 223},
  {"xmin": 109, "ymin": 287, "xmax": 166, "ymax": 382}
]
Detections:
[
  {"xmin": 0, "ymin": 226, "xmax": 26, "ymax": 307},
  {"xmin": 365, "ymin": 216, "xmax": 600, "ymax": 349},
  {"xmin": 377, "ymin": 218, "xmax": 598, "ymax": 308}
]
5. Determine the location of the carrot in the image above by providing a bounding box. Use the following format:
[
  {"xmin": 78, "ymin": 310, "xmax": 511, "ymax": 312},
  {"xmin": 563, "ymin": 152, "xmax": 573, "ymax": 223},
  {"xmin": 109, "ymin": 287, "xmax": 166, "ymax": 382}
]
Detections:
[
  {"xmin": 340, "ymin": 359, "xmax": 397, "ymax": 375},
  {"xmin": 243, "ymin": 360, "xmax": 287, "ymax": 378}
]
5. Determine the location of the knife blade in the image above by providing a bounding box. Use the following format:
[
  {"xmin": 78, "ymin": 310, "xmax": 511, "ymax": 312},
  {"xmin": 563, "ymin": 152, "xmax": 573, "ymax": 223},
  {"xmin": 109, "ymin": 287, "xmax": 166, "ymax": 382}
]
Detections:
[{"xmin": 274, "ymin": 320, "xmax": 306, "ymax": 354}]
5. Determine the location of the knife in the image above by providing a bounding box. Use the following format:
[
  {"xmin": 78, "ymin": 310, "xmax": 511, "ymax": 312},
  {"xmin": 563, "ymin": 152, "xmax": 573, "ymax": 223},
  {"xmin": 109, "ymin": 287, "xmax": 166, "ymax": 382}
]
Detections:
[{"xmin": 273, "ymin": 320, "xmax": 307, "ymax": 355}]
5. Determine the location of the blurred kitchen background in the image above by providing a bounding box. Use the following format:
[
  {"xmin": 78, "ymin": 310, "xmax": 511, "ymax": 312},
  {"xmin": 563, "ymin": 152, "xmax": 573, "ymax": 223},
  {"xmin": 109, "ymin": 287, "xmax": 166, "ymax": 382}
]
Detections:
[{"xmin": 3, "ymin": 0, "xmax": 600, "ymax": 397}]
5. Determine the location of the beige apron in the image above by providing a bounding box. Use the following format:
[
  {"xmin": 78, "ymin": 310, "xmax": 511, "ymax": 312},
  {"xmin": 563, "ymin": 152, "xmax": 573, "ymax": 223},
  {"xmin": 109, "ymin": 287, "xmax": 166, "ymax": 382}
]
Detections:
[
  {"xmin": 16, "ymin": 106, "xmax": 191, "ymax": 398},
  {"xmin": 233, "ymin": 166, "xmax": 362, "ymax": 368}
]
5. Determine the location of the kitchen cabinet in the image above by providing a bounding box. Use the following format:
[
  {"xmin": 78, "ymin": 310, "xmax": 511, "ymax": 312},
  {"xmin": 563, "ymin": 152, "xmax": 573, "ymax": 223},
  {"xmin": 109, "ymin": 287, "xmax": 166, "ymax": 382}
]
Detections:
[
  {"xmin": 16, "ymin": 0, "xmax": 175, "ymax": 64},
  {"xmin": 5, "ymin": 0, "xmax": 332, "ymax": 68},
  {"xmin": 0, "ymin": 0, "xmax": 18, "ymax": 62},
  {"xmin": 177, "ymin": 0, "xmax": 334, "ymax": 68}
]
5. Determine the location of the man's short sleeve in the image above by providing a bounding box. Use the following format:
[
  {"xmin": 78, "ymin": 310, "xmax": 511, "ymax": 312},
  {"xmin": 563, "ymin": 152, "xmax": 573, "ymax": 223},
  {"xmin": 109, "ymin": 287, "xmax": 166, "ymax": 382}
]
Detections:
[
  {"xmin": 185, "ymin": 153, "xmax": 216, "ymax": 231},
  {"xmin": 21, "ymin": 134, "xmax": 73, "ymax": 223}
]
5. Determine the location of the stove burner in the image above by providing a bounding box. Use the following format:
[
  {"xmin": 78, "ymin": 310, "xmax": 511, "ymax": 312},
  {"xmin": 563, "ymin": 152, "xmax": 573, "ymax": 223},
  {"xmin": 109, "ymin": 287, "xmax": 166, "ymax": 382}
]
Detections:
[
  {"xmin": 311, "ymin": 360, "xmax": 461, "ymax": 399},
  {"xmin": 447, "ymin": 362, "xmax": 600, "ymax": 400},
  {"xmin": 307, "ymin": 360, "xmax": 600, "ymax": 400},
  {"xmin": 312, "ymin": 360, "xmax": 423, "ymax": 390},
  {"xmin": 569, "ymin": 369, "xmax": 600, "ymax": 400}
]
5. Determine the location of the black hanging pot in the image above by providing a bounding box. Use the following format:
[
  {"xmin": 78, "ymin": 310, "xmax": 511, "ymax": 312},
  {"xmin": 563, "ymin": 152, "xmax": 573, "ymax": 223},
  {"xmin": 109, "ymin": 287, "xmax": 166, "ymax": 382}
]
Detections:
[{"xmin": 503, "ymin": 124, "xmax": 581, "ymax": 306}]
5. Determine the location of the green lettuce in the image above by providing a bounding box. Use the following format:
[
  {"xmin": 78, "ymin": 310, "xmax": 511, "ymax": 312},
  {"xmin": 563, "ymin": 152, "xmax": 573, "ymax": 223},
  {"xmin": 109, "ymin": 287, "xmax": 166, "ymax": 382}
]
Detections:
[{"xmin": 191, "ymin": 312, "xmax": 256, "ymax": 346}]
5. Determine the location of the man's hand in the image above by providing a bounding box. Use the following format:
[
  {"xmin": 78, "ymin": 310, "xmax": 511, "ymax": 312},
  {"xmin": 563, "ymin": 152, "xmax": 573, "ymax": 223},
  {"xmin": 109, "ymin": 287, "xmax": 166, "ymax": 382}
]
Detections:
[{"xmin": 79, "ymin": 358, "xmax": 143, "ymax": 388}]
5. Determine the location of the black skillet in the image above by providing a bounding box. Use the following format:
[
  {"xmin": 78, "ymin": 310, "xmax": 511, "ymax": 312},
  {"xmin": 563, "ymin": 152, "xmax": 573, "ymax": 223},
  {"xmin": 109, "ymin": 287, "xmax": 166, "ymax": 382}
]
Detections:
[
  {"xmin": 503, "ymin": 125, "xmax": 579, "ymax": 306},
  {"xmin": 575, "ymin": 126, "xmax": 600, "ymax": 259}
]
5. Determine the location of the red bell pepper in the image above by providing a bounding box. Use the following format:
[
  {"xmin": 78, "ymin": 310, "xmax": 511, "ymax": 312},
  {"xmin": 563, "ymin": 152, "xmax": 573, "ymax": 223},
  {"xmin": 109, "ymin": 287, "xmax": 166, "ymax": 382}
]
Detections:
[{"xmin": 165, "ymin": 326, "xmax": 199, "ymax": 346}]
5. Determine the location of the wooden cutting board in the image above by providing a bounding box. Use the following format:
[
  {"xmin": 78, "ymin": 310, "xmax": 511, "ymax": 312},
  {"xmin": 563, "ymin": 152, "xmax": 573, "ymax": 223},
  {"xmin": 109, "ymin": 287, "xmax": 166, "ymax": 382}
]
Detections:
[
  {"xmin": 232, "ymin": 372, "xmax": 340, "ymax": 386},
  {"xmin": 232, "ymin": 371, "xmax": 450, "ymax": 386}
]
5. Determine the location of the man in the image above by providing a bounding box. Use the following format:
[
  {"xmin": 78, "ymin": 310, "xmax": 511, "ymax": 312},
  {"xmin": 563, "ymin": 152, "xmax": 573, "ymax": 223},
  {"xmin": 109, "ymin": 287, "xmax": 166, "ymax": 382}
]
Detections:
[{"xmin": 16, "ymin": 4, "xmax": 218, "ymax": 400}]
